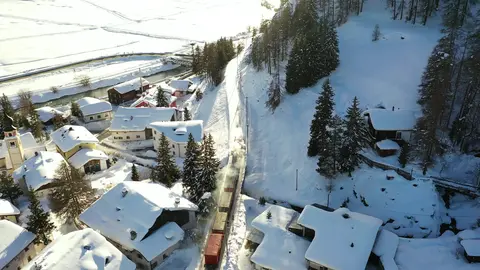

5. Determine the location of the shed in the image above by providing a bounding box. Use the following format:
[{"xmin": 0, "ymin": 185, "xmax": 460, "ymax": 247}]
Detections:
[
  {"xmin": 461, "ymin": 239, "xmax": 480, "ymax": 263},
  {"xmin": 212, "ymin": 212, "xmax": 228, "ymax": 234},
  {"xmin": 375, "ymin": 139, "xmax": 401, "ymax": 157},
  {"xmin": 205, "ymin": 233, "xmax": 223, "ymax": 265}
]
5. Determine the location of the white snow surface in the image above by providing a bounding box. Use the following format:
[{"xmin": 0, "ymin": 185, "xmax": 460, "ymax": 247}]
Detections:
[
  {"xmin": 149, "ymin": 120, "xmax": 204, "ymax": 143},
  {"xmin": 35, "ymin": 106, "xmax": 68, "ymax": 123},
  {"xmin": 111, "ymin": 77, "xmax": 150, "ymax": 94},
  {"xmin": 134, "ymin": 222, "xmax": 184, "ymax": 261},
  {"xmin": 79, "ymin": 181, "xmax": 197, "ymax": 255},
  {"xmin": 297, "ymin": 206, "xmax": 383, "ymax": 270},
  {"xmin": 461, "ymin": 239, "xmax": 480, "ymax": 257},
  {"xmin": 110, "ymin": 107, "xmax": 175, "ymax": 131},
  {"xmin": 376, "ymin": 139, "xmax": 400, "ymax": 150},
  {"xmin": 0, "ymin": 199, "xmax": 20, "ymax": 216},
  {"xmin": 364, "ymin": 109, "xmax": 418, "ymax": 131},
  {"xmin": 250, "ymin": 205, "xmax": 309, "ymax": 270},
  {"xmin": 0, "ymin": 220, "xmax": 36, "ymax": 269},
  {"xmin": 372, "ymin": 230, "xmax": 399, "ymax": 270},
  {"xmin": 76, "ymin": 97, "xmax": 113, "ymax": 116},
  {"xmin": 68, "ymin": 148, "xmax": 108, "ymax": 169},
  {"xmin": 51, "ymin": 125, "xmax": 99, "ymax": 152},
  {"xmin": 23, "ymin": 228, "xmax": 136, "ymax": 270},
  {"xmin": 395, "ymin": 230, "xmax": 480, "ymax": 270},
  {"xmin": 12, "ymin": 151, "xmax": 65, "ymax": 191}
]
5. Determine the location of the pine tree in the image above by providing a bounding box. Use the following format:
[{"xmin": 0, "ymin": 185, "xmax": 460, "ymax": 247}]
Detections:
[
  {"xmin": 398, "ymin": 142, "xmax": 410, "ymax": 168},
  {"xmin": 192, "ymin": 134, "xmax": 220, "ymax": 203},
  {"xmin": 0, "ymin": 171, "xmax": 22, "ymax": 205},
  {"xmin": 265, "ymin": 75, "xmax": 282, "ymax": 112},
  {"xmin": 52, "ymin": 113, "xmax": 65, "ymax": 130},
  {"xmin": 26, "ymin": 188, "xmax": 55, "ymax": 245},
  {"xmin": 0, "ymin": 94, "xmax": 15, "ymax": 139},
  {"xmin": 372, "ymin": 24, "xmax": 381, "ymax": 41},
  {"xmin": 192, "ymin": 45, "xmax": 204, "ymax": 74},
  {"xmin": 70, "ymin": 101, "xmax": 82, "ymax": 118},
  {"xmin": 183, "ymin": 107, "xmax": 192, "ymax": 121},
  {"xmin": 342, "ymin": 97, "xmax": 371, "ymax": 175},
  {"xmin": 285, "ymin": 36, "xmax": 305, "ymax": 94},
  {"xmin": 131, "ymin": 164, "xmax": 140, "ymax": 181},
  {"xmin": 182, "ymin": 133, "xmax": 202, "ymax": 197},
  {"xmin": 308, "ymin": 79, "xmax": 335, "ymax": 157},
  {"xmin": 49, "ymin": 163, "xmax": 96, "ymax": 222},
  {"xmin": 156, "ymin": 86, "xmax": 170, "ymax": 107},
  {"xmin": 29, "ymin": 108, "xmax": 45, "ymax": 141},
  {"xmin": 151, "ymin": 133, "xmax": 180, "ymax": 187},
  {"xmin": 317, "ymin": 115, "xmax": 344, "ymax": 178}
]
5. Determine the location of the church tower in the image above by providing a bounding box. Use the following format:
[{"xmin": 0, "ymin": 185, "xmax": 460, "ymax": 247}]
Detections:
[{"xmin": 3, "ymin": 115, "xmax": 25, "ymax": 170}]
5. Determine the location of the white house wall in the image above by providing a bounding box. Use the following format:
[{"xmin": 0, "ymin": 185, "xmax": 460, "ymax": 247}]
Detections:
[
  {"xmin": 111, "ymin": 131, "xmax": 146, "ymax": 142},
  {"xmin": 3, "ymin": 242, "xmax": 42, "ymax": 270},
  {"xmin": 152, "ymin": 133, "xmax": 188, "ymax": 158},
  {"xmin": 400, "ymin": 131, "xmax": 412, "ymax": 143},
  {"xmin": 83, "ymin": 111, "xmax": 112, "ymax": 123}
]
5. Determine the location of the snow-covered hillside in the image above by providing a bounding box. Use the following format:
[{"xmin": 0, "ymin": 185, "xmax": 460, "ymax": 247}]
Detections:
[
  {"xmin": 0, "ymin": 0, "xmax": 277, "ymax": 77},
  {"xmin": 241, "ymin": 0, "xmax": 448, "ymax": 237}
]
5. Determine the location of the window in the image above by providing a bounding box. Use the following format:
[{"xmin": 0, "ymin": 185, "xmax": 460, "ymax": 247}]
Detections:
[
  {"xmin": 152, "ymin": 262, "xmax": 158, "ymax": 268},
  {"xmin": 113, "ymin": 137, "xmax": 117, "ymax": 139},
  {"xmin": 24, "ymin": 247, "xmax": 29, "ymax": 252},
  {"xmin": 126, "ymin": 136, "xmax": 130, "ymax": 139},
  {"xmin": 90, "ymin": 116, "xmax": 94, "ymax": 120},
  {"xmin": 173, "ymin": 151, "xmax": 175, "ymax": 155},
  {"xmin": 136, "ymin": 135, "xmax": 141, "ymax": 138},
  {"xmin": 154, "ymin": 131, "xmax": 157, "ymax": 134},
  {"xmin": 105, "ymin": 114, "xmax": 108, "ymax": 117},
  {"xmin": 28, "ymin": 256, "xmax": 32, "ymax": 262},
  {"xmin": 137, "ymin": 253, "xmax": 142, "ymax": 259},
  {"xmin": 8, "ymin": 133, "xmax": 12, "ymax": 137},
  {"xmin": 172, "ymin": 145, "xmax": 175, "ymax": 149},
  {"xmin": 163, "ymin": 254, "xmax": 168, "ymax": 260},
  {"xmin": 118, "ymin": 137, "xmax": 123, "ymax": 140},
  {"xmin": 97, "ymin": 115, "xmax": 101, "ymax": 119},
  {"xmin": 9, "ymin": 141, "xmax": 15, "ymax": 147},
  {"xmin": 395, "ymin": 131, "xmax": 402, "ymax": 140}
]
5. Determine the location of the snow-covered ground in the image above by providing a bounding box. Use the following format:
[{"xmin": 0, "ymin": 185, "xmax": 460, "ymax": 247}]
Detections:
[{"xmin": 0, "ymin": 0, "xmax": 277, "ymax": 77}]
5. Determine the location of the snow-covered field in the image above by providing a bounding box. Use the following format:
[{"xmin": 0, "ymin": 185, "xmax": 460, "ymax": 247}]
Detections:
[{"xmin": 0, "ymin": 0, "xmax": 277, "ymax": 77}]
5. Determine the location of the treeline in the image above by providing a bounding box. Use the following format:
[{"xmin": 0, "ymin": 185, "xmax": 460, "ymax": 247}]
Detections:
[
  {"xmin": 191, "ymin": 37, "xmax": 237, "ymax": 86},
  {"xmin": 411, "ymin": 1, "xmax": 480, "ymax": 171},
  {"xmin": 308, "ymin": 80, "xmax": 372, "ymax": 178}
]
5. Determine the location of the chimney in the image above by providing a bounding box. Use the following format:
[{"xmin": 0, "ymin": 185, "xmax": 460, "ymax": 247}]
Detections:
[
  {"xmin": 69, "ymin": 127, "xmax": 74, "ymax": 131},
  {"xmin": 392, "ymin": 106, "xmax": 395, "ymax": 111},
  {"xmin": 130, "ymin": 116, "xmax": 133, "ymax": 121},
  {"xmin": 34, "ymin": 152, "xmax": 39, "ymax": 156}
]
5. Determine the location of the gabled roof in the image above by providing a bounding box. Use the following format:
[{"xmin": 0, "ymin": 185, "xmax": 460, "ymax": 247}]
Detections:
[
  {"xmin": 130, "ymin": 89, "xmax": 177, "ymax": 108},
  {"xmin": 24, "ymin": 228, "xmax": 136, "ymax": 270},
  {"xmin": 35, "ymin": 106, "xmax": 68, "ymax": 123},
  {"xmin": 461, "ymin": 239, "xmax": 480, "ymax": 257},
  {"xmin": 372, "ymin": 230, "xmax": 399, "ymax": 270},
  {"xmin": 51, "ymin": 125, "xmax": 99, "ymax": 152},
  {"xmin": 79, "ymin": 181, "xmax": 197, "ymax": 258},
  {"xmin": 0, "ymin": 199, "xmax": 20, "ymax": 216},
  {"xmin": 12, "ymin": 151, "xmax": 65, "ymax": 191},
  {"xmin": 376, "ymin": 139, "xmax": 400, "ymax": 150},
  {"xmin": 149, "ymin": 120, "xmax": 203, "ymax": 143},
  {"xmin": 68, "ymin": 148, "xmax": 108, "ymax": 169},
  {"xmin": 365, "ymin": 109, "xmax": 417, "ymax": 131},
  {"xmin": 0, "ymin": 220, "xmax": 36, "ymax": 269},
  {"xmin": 250, "ymin": 205, "xmax": 310, "ymax": 270},
  {"xmin": 76, "ymin": 97, "xmax": 112, "ymax": 116},
  {"xmin": 111, "ymin": 78, "xmax": 150, "ymax": 94},
  {"xmin": 110, "ymin": 107, "xmax": 175, "ymax": 132},
  {"xmin": 135, "ymin": 222, "xmax": 184, "ymax": 261},
  {"xmin": 297, "ymin": 206, "xmax": 382, "ymax": 270},
  {"xmin": 169, "ymin": 80, "xmax": 192, "ymax": 91}
]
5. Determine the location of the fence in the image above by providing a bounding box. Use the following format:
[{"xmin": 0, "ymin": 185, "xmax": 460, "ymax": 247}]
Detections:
[{"xmin": 359, "ymin": 154, "xmax": 414, "ymax": 180}]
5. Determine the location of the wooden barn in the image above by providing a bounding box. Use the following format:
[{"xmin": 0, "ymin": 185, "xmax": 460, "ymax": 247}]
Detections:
[
  {"xmin": 108, "ymin": 77, "xmax": 151, "ymax": 105},
  {"xmin": 364, "ymin": 108, "xmax": 418, "ymax": 143}
]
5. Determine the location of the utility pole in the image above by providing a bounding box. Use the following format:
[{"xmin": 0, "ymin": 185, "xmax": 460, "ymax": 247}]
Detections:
[
  {"xmin": 295, "ymin": 169, "xmax": 298, "ymax": 191},
  {"xmin": 138, "ymin": 68, "xmax": 142, "ymax": 94}
]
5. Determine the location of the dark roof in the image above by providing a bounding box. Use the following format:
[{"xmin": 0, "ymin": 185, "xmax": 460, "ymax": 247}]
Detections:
[
  {"xmin": 311, "ymin": 203, "xmax": 335, "ymax": 212},
  {"xmin": 3, "ymin": 114, "xmax": 16, "ymax": 132}
]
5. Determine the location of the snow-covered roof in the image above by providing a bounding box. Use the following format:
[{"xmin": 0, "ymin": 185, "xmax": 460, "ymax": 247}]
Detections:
[
  {"xmin": 169, "ymin": 80, "xmax": 192, "ymax": 91},
  {"xmin": 51, "ymin": 125, "xmax": 99, "ymax": 152},
  {"xmin": 149, "ymin": 120, "xmax": 203, "ymax": 143},
  {"xmin": 35, "ymin": 106, "xmax": 67, "ymax": 123},
  {"xmin": 365, "ymin": 109, "xmax": 417, "ymax": 131},
  {"xmin": 12, "ymin": 151, "xmax": 65, "ymax": 191},
  {"xmin": 297, "ymin": 206, "xmax": 383, "ymax": 270},
  {"xmin": 461, "ymin": 239, "xmax": 480, "ymax": 257},
  {"xmin": 134, "ymin": 222, "xmax": 184, "ymax": 261},
  {"xmin": 23, "ymin": 228, "xmax": 136, "ymax": 270},
  {"xmin": 250, "ymin": 205, "xmax": 309, "ymax": 270},
  {"xmin": 20, "ymin": 132, "xmax": 40, "ymax": 149},
  {"xmin": 376, "ymin": 139, "xmax": 400, "ymax": 150},
  {"xmin": 0, "ymin": 199, "xmax": 20, "ymax": 216},
  {"xmin": 110, "ymin": 107, "xmax": 175, "ymax": 132},
  {"xmin": 0, "ymin": 220, "xmax": 36, "ymax": 269},
  {"xmin": 130, "ymin": 88, "xmax": 177, "ymax": 108},
  {"xmin": 76, "ymin": 97, "xmax": 112, "ymax": 116},
  {"xmin": 111, "ymin": 78, "xmax": 150, "ymax": 94},
  {"xmin": 79, "ymin": 181, "xmax": 197, "ymax": 257},
  {"xmin": 68, "ymin": 148, "xmax": 108, "ymax": 169},
  {"xmin": 372, "ymin": 230, "xmax": 399, "ymax": 270}
]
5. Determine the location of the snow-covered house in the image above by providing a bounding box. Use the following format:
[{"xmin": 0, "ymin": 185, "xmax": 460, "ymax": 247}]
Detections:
[
  {"xmin": 110, "ymin": 107, "xmax": 176, "ymax": 142},
  {"xmin": 461, "ymin": 239, "xmax": 480, "ymax": 263},
  {"xmin": 108, "ymin": 78, "xmax": 151, "ymax": 105},
  {"xmin": 24, "ymin": 228, "xmax": 136, "ymax": 270},
  {"xmin": 79, "ymin": 181, "xmax": 198, "ymax": 270},
  {"xmin": 364, "ymin": 108, "xmax": 418, "ymax": 143},
  {"xmin": 0, "ymin": 199, "xmax": 20, "ymax": 223},
  {"xmin": 169, "ymin": 79, "xmax": 194, "ymax": 97},
  {"xmin": 0, "ymin": 220, "xmax": 39, "ymax": 270},
  {"xmin": 150, "ymin": 120, "xmax": 203, "ymax": 158},
  {"xmin": 249, "ymin": 205, "xmax": 310, "ymax": 270},
  {"xmin": 297, "ymin": 205, "xmax": 383, "ymax": 270},
  {"xmin": 0, "ymin": 116, "xmax": 46, "ymax": 172},
  {"xmin": 35, "ymin": 106, "xmax": 69, "ymax": 125},
  {"xmin": 131, "ymin": 87, "xmax": 178, "ymax": 108},
  {"xmin": 375, "ymin": 139, "xmax": 401, "ymax": 157},
  {"xmin": 12, "ymin": 151, "xmax": 66, "ymax": 197},
  {"xmin": 51, "ymin": 125, "xmax": 107, "ymax": 174},
  {"xmin": 76, "ymin": 97, "xmax": 113, "ymax": 123}
]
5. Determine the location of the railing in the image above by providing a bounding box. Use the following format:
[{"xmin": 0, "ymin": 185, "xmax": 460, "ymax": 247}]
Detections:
[{"xmin": 359, "ymin": 154, "xmax": 413, "ymax": 180}]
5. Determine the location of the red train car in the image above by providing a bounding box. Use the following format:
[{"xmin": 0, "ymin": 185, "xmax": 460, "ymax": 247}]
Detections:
[{"xmin": 205, "ymin": 233, "xmax": 223, "ymax": 265}]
